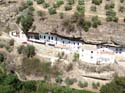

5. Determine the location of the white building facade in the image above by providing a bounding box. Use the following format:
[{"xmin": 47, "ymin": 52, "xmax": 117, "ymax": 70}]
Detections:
[{"xmin": 10, "ymin": 31, "xmax": 125, "ymax": 64}]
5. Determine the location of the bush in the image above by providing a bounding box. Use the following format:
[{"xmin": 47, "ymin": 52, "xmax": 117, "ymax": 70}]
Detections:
[
  {"xmin": 37, "ymin": 10, "xmax": 45, "ymax": 17},
  {"xmin": 92, "ymin": 0, "xmax": 102, "ymax": 5},
  {"xmin": 56, "ymin": 0, "xmax": 64, "ymax": 7},
  {"xmin": 0, "ymin": 53, "xmax": 4, "ymax": 62},
  {"xmin": 92, "ymin": 82, "xmax": 98, "ymax": 89},
  {"xmin": 65, "ymin": 77, "xmax": 74, "ymax": 85},
  {"xmin": 55, "ymin": 76, "xmax": 63, "ymax": 84},
  {"xmin": 17, "ymin": 45, "xmax": 25, "ymax": 54},
  {"xmin": 91, "ymin": 16, "xmax": 101, "ymax": 28},
  {"xmin": 48, "ymin": 7, "xmax": 57, "ymax": 15},
  {"xmin": 119, "ymin": 6, "xmax": 125, "ymax": 12},
  {"xmin": 78, "ymin": 81, "xmax": 88, "ymax": 88},
  {"xmin": 65, "ymin": 4, "xmax": 72, "ymax": 11},
  {"xmin": 42, "ymin": 2, "xmax": 50, "ymax": 8},
  {"xmin": 77, "ymin": 5, "xmax": 85, "ymax": 14},
  {"xmin": 100, "ymin": 76, "xmax": 125, "ymax": 93},
  {"xmin": 36, "ymin": 0, "xmax": 44, "ymax": 4},
  {"xmin": 24, "ymin": 45, "xmax": 35, "ymax": 57},
  {"xmin": 67, "ymin": 0, "xmax": 75, "ymax": 5},
  {"xmin": 18, "ymin": 2, "xmax": 28, "ymax": 11},
  {"xmin": 9, "ymin": 39, "xmax": 14, "ymax": 46},
  {"xmin": 120, "ymin": 0, "xmax": 124, "ymax": 3},
  {"xmin": 105, "ymin": 3, "xmax": 115, "ymax": 10},
  {"xmin": 20, "ymin": 10, "xmax": 34, "ymax": 33},
  {"xmin": 78, "ymin": 0, "xmax": 84, "ymax": 5},
  {"xmin": 27, "ymin": 0, "xmax": 33, "ymax": 6},
  {"xmin": 17, "ymin": 45, "xmax": 35, "ymax": 57},
  {"xmin": 79, "ymin": 20, "xmax": 91, "ymax": 32},
  {"xmin": 59, "ymin": 12, "xmax": 64, "ymax": 19},
  {"xmin": 90, "ymin": 6, "xmax": 96, "ymax": 12},
  {"xmin": 73, "ymin": 53, "xmax": 79, "ymax": 61}
]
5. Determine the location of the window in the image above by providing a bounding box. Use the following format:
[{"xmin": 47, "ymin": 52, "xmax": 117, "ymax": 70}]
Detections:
[
  {"xmin": 63, "ymin": 41, "xmax": 64, "ymax": 44},
  {"xmin": 51, "ymin": 37, "xmax": 53, "ymax": 40},
  {"xmin": 116, "ymin": 48, "xmax": 118, "ymax": 51},
  {"xmin": 44, "ymin": 36, "xmax": 46, "ymax": 39},
  {"xmin": 48, "ymin": 36, "xmax": 50, "ymax": 40},
  {"xmin": 119, "ymin": 48, "xmax": 122, "ymax": 51}
]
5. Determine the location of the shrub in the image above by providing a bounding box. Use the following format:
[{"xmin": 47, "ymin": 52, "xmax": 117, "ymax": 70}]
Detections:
[
  {"xmin": 55, "ymin": 76, "xmax": 63, "ymax": 84},
  {"xmin": 56, "ymin": 0, "xmax": 64, "ymax": 7},
  {"xmin": 105, "ymin": 3, "xmax": 115, "ymax": 10},
  {"xmin": 37, "ymin": 11, "xmax": 44, "ymax": 17},
  {"xmin": 18, "ymin": 2, "xmax": 28, "ymax": 11},
  {"xmin": 100, "ymin": 76, "xmax": 125, "ymax": 93},
  {"xmin": 73, "ymin": 53, "xmax": 79, "ymax": 61},
  {"xmin": 9, "ymin": 39, "xmax": 14, "ymax": 46},
  {"xmin": 78, "ymin": 0, "xmax": 84, "ymax": 5},
  {"xmin": 90, "ymin": 6, "xmax": 96, "ymax": 12},
  {"xmin": 20, "ymin": 10, "xmax": 34, "ymax": 33},
  {"xmin": 65, "ymin": 77, "xmax": 75, "ymax": 85},
  {"xmin": 42, "ymin": 2, "xmax": 50, "ymax": 8},
  {"xmin": 92, "ymin": 0, "xmax": 102, "ymax": 5},
  {"xmin": 119, "ymin": 6, "xmax": 125, "ymax": 12},
  {"xmin": 120, "ymin": 0, "xmax": 124, "ymax": 3},
  {"xmin": 0, "ymin": 53, "xmax": 4, "ymax": 62},
  {"xmin": 92, "ymin": 82, "xmax": 98, "ymax": 89},
  {"xmin": 17, "ymin": 45, "xmax": 25, "ymax": 54},
  {"xmin": 17, "ymin": 45, "xmax": 35, "ymax": 57},
  {"xmin": 77, "ymin": 5, "xmax": 85, "ymax": 14},
  {"xmin": 67, "ymin": 0, "xmax": 75, "ymax": 5},
  {"xmin": 36, "ymin": 0, "xmax": 44, "ymax": 4},
  {"xmin": 59, "ymin": 12, "xmax": 64, "ymax": 19},
  {"xmin": 65, "ymin": 4, "xmax": 72, "ymax": 11},
  {"xmin": 27, "ymin": 0, "xmax": 33, "ymax": 5},
  {"xmin": 91, "ymin": 16, "xmax": 101, "ymax": 28},
  {"xmin": 48, "ymin": 7, "xmax": 57, "ymax": 15},
  {"xmin": 78, "ymin": 81, "xmax": 88, "ymax": 88}
]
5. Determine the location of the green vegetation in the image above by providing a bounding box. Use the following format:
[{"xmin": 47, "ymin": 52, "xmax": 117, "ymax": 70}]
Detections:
[
  {"xmin": 42, "ymin": 2, "xmax": 50, "ymax": 8},
  {"xmin": 100, "ymin": 76, "xmax": 125, "ymax": 93},
  {"xmin": 105, "ymin": 3, "xmax": 115, "ymax": 10},
  {"xmin": 92, "ymin": 0, "xmax": 102, "ymax": 5},
  {"xmin": 17, "ymin": 45, "xmax": 35, "ymax": 57},
  {"xmin": 65, "ymin": 4, "xmax": 72, "ymax": 11},
  {"xmin": 36, "ymin": 0, "xmax": 45, "ymax": 4},
  {"xmin": 59, "ymin": 12, "xmax": 64, "ymax": 19},
  {"xmin": 55, "ymin": 76, "xmax": 63, "ymax": 84},
  {"xmin": 78, "ymin": 0, "xmax": 84, "ymax": 5},
  {"xmin": 48, "ymin": 7, "xmax": 57, "ymax": 15},
  {"xmin": 65, "ymin": 77, "xmax": 77, "ymax": 85},
  {"xmin": 56, "ymin": 0, "xmax": 64, "ymax": 7},
  {"xmin": 92, "ymin": 82, "xmax": 100, "ymax": 89},
  {"xmin": 27, "ymin": 0, "xmax": 33, "ymax": 6},
  {"xmin": 73, "ymin": 53, "xmax": 79, "ymax": 61},
  {"xmin": 91, "ymin": 16, "xmax": 101, "ymax": 28},
  {"xmin": 21, "ymin": 58, "xmax": 61, "ymax": 77},
  {"xmin": 78, "ymin": 81, "xmax": 88, "ymax": 88},
  {"xmin": 0, "ymin": 53, "xmax": 4, "ymax": 63},
  {"xmin": 90, "ymin": 5, "xmax": 96, "ymax": 12},
  {"xmin": 67, "ymin": 0, "xmax": 75, "ymax": 5},
  {"xmin": 106, "ymin": 9, "xmax": 118, "ymax": 22}
]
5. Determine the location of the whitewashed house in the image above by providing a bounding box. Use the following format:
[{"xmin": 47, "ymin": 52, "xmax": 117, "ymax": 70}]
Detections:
[{"xmin": 10, "ymin": 31, "xmax": 125, "ymax": 64}]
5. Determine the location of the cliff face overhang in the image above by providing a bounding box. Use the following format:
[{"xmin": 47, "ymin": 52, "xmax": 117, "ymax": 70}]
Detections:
[{"xmin": 48, "ymin": 22, "xmax": 125, "ymax": 48}]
